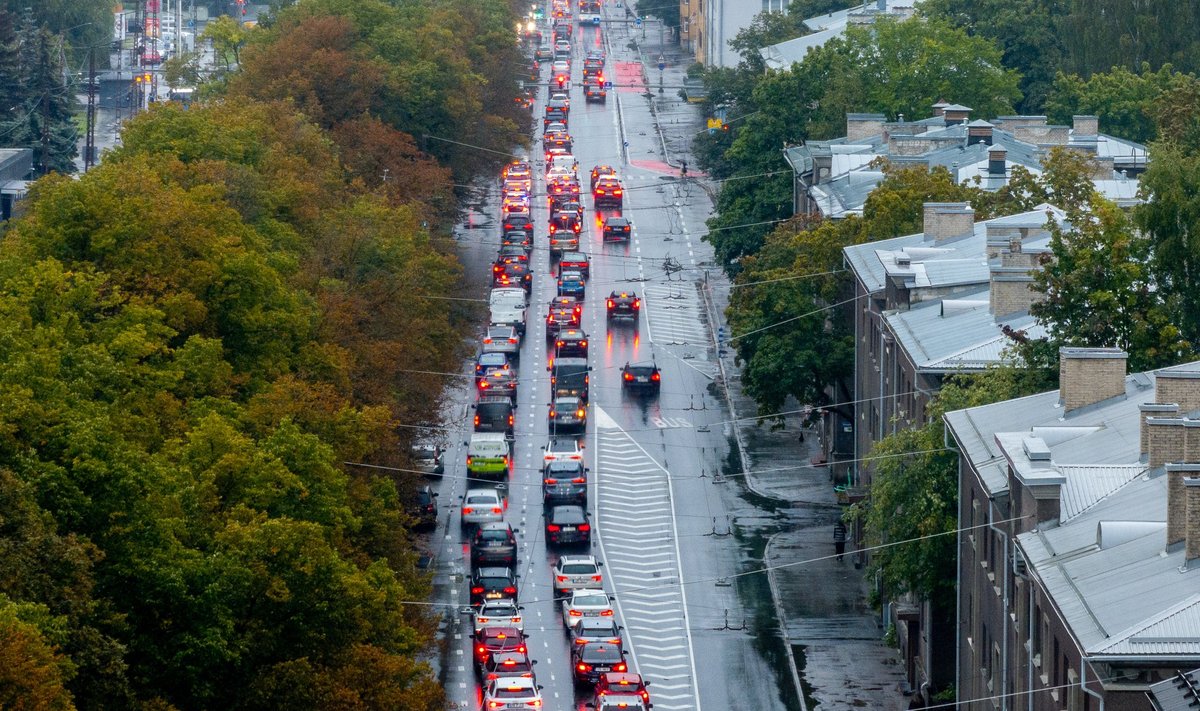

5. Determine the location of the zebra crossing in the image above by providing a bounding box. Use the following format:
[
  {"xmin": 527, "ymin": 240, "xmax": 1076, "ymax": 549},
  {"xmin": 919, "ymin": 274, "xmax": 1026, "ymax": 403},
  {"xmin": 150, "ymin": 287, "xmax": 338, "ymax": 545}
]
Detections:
[
  {"xmin": 641, "ymin": 282, "xmax": 710, "ymax": 347},
  {"xmin": 592, "ymin": 406, "xmax": 702, "ymax": 711}
]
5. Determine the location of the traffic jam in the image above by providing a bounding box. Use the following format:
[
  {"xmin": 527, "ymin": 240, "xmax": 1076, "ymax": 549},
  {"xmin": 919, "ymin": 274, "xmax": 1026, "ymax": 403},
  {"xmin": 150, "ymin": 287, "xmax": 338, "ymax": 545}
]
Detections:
[{"xmin": 446, "ymin": 0, "xmax": 662, "ymax": 709}]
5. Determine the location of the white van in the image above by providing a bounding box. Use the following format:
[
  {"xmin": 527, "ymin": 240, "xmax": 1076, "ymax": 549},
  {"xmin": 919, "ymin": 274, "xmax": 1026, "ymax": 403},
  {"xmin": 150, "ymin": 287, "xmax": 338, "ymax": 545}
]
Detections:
[
  {"xmin": 548, "ymin": 153, "xmax": 578, "ymax": 175},
  {"xmin": 489, "ymin": 288, "xmax": 527, "ymax": 335},
  {"xmin": 467, "ymin": 432, "xmax": 511, "ymax": 481}
]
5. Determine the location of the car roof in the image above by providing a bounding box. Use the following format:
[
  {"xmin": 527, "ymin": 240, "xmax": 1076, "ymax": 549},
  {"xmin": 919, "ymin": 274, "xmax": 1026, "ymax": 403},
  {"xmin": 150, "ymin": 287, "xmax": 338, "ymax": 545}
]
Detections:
[
  {"xmin": 548, "ymin": 503, "xmax": 586, "ymax": 516},
  {"xmin": 478, "ymin": 521, "xmax": 512, "ymax": 532},
  {"xmin": 477, "ymin": 396, "xmax": 513, "ymax": 406},
  {"xmin": 545, "ymin": 459, "xmax": 584, "ymax": 470},
  {"xmin": 561, "ymin": 251, "xmax": 588, "ymax": 260},
  {"xmin": 605, "ymin": 216, "xmax": 630, "ymax": 224},
  {"xmin": 626, "ymin": 361, "xmax": 658, "ymax": 369},
  {"xmin": 465, "ymin": 487, "xmax": 502, "ymax": 498},
  {"xmin": 559, "ymin": 554, "xmax": 597, "ymax": 564},
  {"xmin": 475, "ymin": 566, "xmax": 515, "ymax": 577}
]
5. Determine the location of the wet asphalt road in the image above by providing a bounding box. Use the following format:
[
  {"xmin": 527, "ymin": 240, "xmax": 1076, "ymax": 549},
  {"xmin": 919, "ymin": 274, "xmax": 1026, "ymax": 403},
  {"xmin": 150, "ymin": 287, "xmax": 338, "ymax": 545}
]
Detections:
[{"xmin": 425, "ymin": 6, "xmax": 796, "ymax": 710}]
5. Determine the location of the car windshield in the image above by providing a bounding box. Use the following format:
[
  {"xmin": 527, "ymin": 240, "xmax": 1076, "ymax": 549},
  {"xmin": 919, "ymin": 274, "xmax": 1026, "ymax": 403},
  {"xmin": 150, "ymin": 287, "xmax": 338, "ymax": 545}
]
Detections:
[
  {"xmin": 479, "ymin": 529, "xmax": 510, "ymax": 541},
  {"xmin": 479, "ymin": 353, "xmax": 508, "ymax": 366},
  {"xmin": 554, "ymin": 398, "xmax": 578, "ymax": 408},
  {"xmin": 546, "ymin": 462, "xmax": 582, "ymax": 475},
  {"xmin": 466, "ymin": 494, "xmax": 497, "ymax": 505},
  {"xmin": 553, "ymin": 508, "xmax": 586, "ymax": 524},
  {"xmin": 584, "ymin": 646, "xmax": 622, "ymax": 662},
  {"xmin": 549, "ymin": 440, "xmax": 576, "ymax": 452},
  {"xmin": 493, "ymin": 685, "xmax": 534, "ymax": 699},
  {"xmin": 574, "ymin": 593, "xmax": 608, "ymax": 606},
  {"xmin": 561, "ymin": 563, "xmax": 595, "ymax": 574},
  {"xmin": 581, "ymin": 621, "xmax": 618, "ymax": 634},
  {"xmin": 412, "ymin": 448, "xmax": 437, "ymax": 461},
  {"xmin": 477, "ymin": 576, "xmax": 510, "ymax": 587}
]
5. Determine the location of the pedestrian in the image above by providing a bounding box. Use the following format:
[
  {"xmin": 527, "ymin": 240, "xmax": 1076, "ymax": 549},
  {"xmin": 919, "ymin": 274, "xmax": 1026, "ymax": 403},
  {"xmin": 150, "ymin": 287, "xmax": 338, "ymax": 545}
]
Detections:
[
  {"xmin": 833, "ymin": 520, "xmax": 848, "ymax": 562},
  {"xmin": 680, "ymin": 160, "xmax": 688, "ymax": 177}
]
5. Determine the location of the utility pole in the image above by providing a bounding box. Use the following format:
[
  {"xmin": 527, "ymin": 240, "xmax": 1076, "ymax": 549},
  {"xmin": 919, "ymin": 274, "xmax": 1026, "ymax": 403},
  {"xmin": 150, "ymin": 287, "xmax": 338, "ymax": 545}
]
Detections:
[{"xmin": 85, "ymin": 50, "xmax": 97, "ymax": 171}]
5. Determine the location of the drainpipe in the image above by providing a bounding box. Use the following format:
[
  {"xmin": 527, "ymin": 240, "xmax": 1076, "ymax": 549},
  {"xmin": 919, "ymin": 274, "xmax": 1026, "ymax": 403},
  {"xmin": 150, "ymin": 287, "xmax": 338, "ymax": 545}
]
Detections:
[
  {"xmin": 951, "ymin": 436, "xmax": 962, "ymax": 707},
  {"xmin": 1026, "ymin": 570, "xmax": 1034, "ymax": 711},
  {"xmin": 988, "ymin": 502, "xmax": 1010, "ymax": 711},
  {"xmin": 878, "ymin": 332, "xmax": 891, "ymax": 444},
  {"xmin": 851, "ymin": 274, "xmax": 860, "ymax": 486}
]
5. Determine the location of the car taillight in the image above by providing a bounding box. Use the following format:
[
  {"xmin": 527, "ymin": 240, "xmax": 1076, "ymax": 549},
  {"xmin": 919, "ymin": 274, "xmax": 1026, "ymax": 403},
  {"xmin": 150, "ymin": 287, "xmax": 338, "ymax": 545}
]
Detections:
[
  {"xmin": 615, "ymin": 662, "xmax": 627, "ymax": 672},
  {"xmin": 472, "ymin": 586, "xmax": 484, "ymax": 594},
  {"xmin": 577, "ymin": 662, "xmax": 592, "ymax": 672},
  {"xmin": 479, "ymin": 381, "xmax": 489, "ymax": 390},
  {"xmin": 600, "ymin": 609, "xmax": 613, "ymax": 616},
  {"xmin": 463, "ymin": 506, "xmax": 474, "ymax": 514},
  {"xmin": 474, "ymin": 415, "xmax": 480, "ymax": 426},
  {"xmin": 508, "ymin": 414, "xmax": 514, "ymax": 425},
  {"xmin": 624, "ymin": 372, "xmax": 633, "ymax": 381},
  {"xmin": 548, "ymin": 524, "xmax": 561, "ymax": 532},
  {"xmin": 556, "ymin": 575, "xmax": 568, "ymax": 582},
  {"xmin": 607, "ymin": 299, "xmax": 614, "ymax": 308},
  {"xmin": 579, "ymin": 523, "xmax": 590, "ymax": 532},
  {"xmin": 592, "ymin": 574, "xmax": 602, "ymax": 581},
  {"xmin": 595, "ymin": 188, "xmax": 604, "ymax": 194},
  {"xmin": 549, "ymin": 410, "xmax": 556, "ymax": 418},
  {"xmin": 580, "ymin": 340, "xmax": 587, "ymax": 348},
  {"xmin": 651, "ymin": 372, "xmax": 661, "ymax": 381},
  {"xmin": 614, "ymin": 189, "xmax": 622, "ymax": 195},
  {"xmin": 477, "ymin": 644, "xmax": 486, "ymax": 655},
  {"xmin": 508, "ymin": 337, "xmax": 518, "ymax": 344},
  {"xmin": 503, "ymin": 586, "xmax": 517, "ymax": 594},
  {"xmin": 576, "ymin": 409, "xmax": 585, "ymax": 418},
  {"xmin": 633, "ymin": 299, "xmax": 641, "ymax": 308},
  {"xmin": 572, "ymin": 477, "xmax": 585, "ymax": 484}
]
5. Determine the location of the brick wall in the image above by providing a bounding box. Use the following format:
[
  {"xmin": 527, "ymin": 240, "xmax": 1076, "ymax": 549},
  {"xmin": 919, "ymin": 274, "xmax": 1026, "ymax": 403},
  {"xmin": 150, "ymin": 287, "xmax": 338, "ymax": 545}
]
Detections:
[
  {"xmin": 989, "ymin": 275, "xmax": 1037, "ymax": 317},
  {"xmin": 1013, "ymin": 124, "xmax": 1069, "ymax": 146},
  {"xmin": 1187, "ymin": 477, "xmax": 1200, "ymax": 560},
  {"xmin": 1141, "ymin": 404, "xmax": 1180, "ymax": 455},
  {"xmin": 1147, "ymin": 420, "xmax": 1191, "ymax": 468},
  {"xmin": 1059, "ymin": 348, "xmax": 1127, "ymax": 412},
  {"xmin": 1155, "ymin": 373, "xmax": 1200, "ymax": 413},
  {"xmin": 923, "ymin": 203, "xmax": 974, "ymax": 242}
]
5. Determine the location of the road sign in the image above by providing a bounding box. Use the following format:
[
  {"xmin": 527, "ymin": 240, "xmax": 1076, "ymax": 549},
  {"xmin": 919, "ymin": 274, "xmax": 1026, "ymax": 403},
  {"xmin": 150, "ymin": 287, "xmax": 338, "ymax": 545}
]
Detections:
[
  {"xmin": 658, "ymin": 61, "xmax": 665, "ymax": 71},
  {"xmin": 634, "ymin": 16, "xmax": 642, "ymax": 26},
  {"xmin": 604, "ymin": 80, "xmax": 613, "ymax": 89}
]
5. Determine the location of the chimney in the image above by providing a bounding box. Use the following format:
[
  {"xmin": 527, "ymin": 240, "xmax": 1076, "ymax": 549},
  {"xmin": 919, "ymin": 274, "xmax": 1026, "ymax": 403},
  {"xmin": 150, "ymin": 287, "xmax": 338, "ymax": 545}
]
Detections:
[
  {"xmin": 923, "ymin": 202, "xmax": 974, "ymax": 243},
  {"xmin": 1156, "ymin": 369, "xmax": 1200, "ymax": 413},
  {"xmin": 989, "ymin": 266, "xmax": 1038, "ymax": 317},
  {"xmin": 967, "ymin": 120, "xmax": 995, "ymax": 146},
  {"xmin": 1147, "ymin": 419, "xmax": 1200, "ymax": 468},
  {"xmin": 1073, "ymin": 115, "xmax": 1099, "ymax": 137},
  {"xmin": 1187, "ymin": 477, "xmax": 1200, "ymax": 561},
  {"xmin": 1141, "ymin": 403, "xmax": 1180, "ymax": 456},
  {"xmin": 1014, "ymin": 124, "xmax": 1070, "ymax": 146},
  {"xmin": 1058, "ymin": 347, "xmax": 1127, "ymax": 412},
  {"xmin": 987, "ymin": 146, "xmax": 1007, "ymax": 176},
  {"xmin": 943, "ymin": 104, "xmax": 973, "ymax": 126},
  {"xmin": 846, "ymin": 113, "xmax": 887, "ymax": 142},
  {"xmin": 1089, "ymin": 156, "xmax": 1114, "ymax": 179},
  {"xmin": 931, "ymin": 99, "xmax": 950, "ymax": 118}
]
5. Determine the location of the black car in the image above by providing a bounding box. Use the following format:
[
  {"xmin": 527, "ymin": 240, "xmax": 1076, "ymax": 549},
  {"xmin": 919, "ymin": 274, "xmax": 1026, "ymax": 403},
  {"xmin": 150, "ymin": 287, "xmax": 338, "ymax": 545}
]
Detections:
[
  {"xmin": 553, "ymin": 329, "xmax": 589, "ymax": 360},
  {"xmin": 606, "ymin": 291, "xmax": 641, "ymax": 320},
  {"xmin": 502, "ymin": 214, "xmax": 534, "ymax": 236},
  {"xmin": 475, "ymin": 396, "xmax": 515, "ymax": 435},
  {"xmin": 571, "ymin": 642, "xmax": 628, "ymax": 686},
  {"xmin": 621, "ymin": 361, "xmax": 661, "ymax": 394},
  {"xmin": 551, "ymin": 357, "xmax": 590, "ymax": 401},
  {"xmin": 471, "ymin": 522, "xmax": 518, "ymax": 568},
  {"xmin": 545, "ymin": 504, "xmax": 591, "ymax": 547},
  {"xmin": 411, "ymin": 485, "xmax": 438, "ymax": 531},
  {"xmin": 470, "ymin": 566, "xmax": 519, "ymax": 606},
  {"xmin": 558, "ymin": 251, "xmax": 590, "ymax": 278},
  {"xmin": 602, "ymin": 216, "xmax": 631, "ymax": 241},
  {"xmin": 585, "ymin": 81, "xmax": 607, "ymax": 102},
  {"xmin": 546, "ymin": 307, "xmax": 581, "ymax": 338},
  {"xmin": 549, "ymin": 395, "xmax": 587, "ymax": 434},
  {"xmin": 543, "ymin": 460, "xmax": 587, "ymax": 505}
]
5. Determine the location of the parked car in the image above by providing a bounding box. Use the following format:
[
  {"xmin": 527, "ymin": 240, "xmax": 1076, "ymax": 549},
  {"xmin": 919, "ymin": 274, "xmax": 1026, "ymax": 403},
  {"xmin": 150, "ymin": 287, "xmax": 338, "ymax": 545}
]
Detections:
[
  {"xmin": 411, "ymin": 485, "xmax": 438, "ymax": 531},
  {"xmin": 410, "ymin": 442, "xmax": 444, "ymax": 476}
]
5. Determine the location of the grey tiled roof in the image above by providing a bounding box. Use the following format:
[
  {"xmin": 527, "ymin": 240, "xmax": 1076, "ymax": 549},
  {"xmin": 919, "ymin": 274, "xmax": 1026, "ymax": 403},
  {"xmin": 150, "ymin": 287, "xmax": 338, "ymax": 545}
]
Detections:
[{"xmin": 885, "ymin": 294, "xmax": 1042, "ymax": 373}]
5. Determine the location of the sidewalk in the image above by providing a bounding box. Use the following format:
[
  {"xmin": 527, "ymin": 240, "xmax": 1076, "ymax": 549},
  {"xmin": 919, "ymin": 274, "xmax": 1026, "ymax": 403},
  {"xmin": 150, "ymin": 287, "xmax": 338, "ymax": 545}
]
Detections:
[{"xmin": 622, "ymin": 11, "xmax": 912, "ymax": 707}]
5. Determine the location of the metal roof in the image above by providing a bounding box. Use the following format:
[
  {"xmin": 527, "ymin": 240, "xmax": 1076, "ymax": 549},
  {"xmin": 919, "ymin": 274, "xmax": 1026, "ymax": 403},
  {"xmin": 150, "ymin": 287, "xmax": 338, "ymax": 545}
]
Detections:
[
  {"xmin": 1147, "ymin": 669, "xmax": 1200, "ymax": 711},
  {"xmin": 885, "ymin": 291, "xmax": 1041, "ymax": 373}
]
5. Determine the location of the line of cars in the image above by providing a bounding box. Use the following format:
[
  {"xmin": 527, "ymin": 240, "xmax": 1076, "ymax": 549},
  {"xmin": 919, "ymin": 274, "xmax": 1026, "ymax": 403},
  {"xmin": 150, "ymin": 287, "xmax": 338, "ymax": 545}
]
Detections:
[{"xmin": 454, "ymin": 3, "xmax": 658, "ymax": 709}]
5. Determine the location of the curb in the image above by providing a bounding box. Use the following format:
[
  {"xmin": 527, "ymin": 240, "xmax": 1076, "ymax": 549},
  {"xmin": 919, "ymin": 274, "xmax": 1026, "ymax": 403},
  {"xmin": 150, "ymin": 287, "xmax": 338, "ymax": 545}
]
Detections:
[{"xmin": 766, "ymin": 532, "xmax": 810, "ymax": 711}]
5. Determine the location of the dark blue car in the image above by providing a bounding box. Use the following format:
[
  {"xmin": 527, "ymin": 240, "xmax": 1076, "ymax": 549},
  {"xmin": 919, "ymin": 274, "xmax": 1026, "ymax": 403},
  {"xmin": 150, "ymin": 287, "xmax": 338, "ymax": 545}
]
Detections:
[{"xmin": 558, "ymin": 270, "xmax": 586, "ymax": 299}]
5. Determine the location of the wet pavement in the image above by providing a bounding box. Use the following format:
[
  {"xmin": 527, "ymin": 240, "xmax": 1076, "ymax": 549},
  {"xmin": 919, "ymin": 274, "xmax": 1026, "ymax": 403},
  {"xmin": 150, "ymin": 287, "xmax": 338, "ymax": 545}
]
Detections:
[{"xmin": 623, "ymin": 6, "xmax": 913, "ymax": 708}]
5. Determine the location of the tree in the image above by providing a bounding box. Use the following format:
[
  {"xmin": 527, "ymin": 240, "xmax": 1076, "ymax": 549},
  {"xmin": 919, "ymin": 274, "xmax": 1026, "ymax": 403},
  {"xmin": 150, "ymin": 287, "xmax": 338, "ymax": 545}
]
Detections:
[
  {"xmin": 0, "ymin": 0, "xmax": 112, "ymax": 67},
  {"xmin": 201, "ymin": 15, "xmax": 246, "ymax": 75},
  {"xmin": 5, "ymin": 24, "xmax": 78, "ymax": 175},
  {"xmin": 1138, "ymin": 143, "xmax": 1200, "ymax": 348},
  {"xmin": 0, "ymin": 596, "xmax": 76, "ymax": 710},
  {"xmin": 1031, "ymin": 196, "xmax": 1188, "ymax": 371},
  {"xmin": 162, "ymin": 51, "xmax": 203, "ymax": 90},
  {"xmin": 702, "ymin": 16, "xmax": 1021, "ymax": 270},
  {"xmin": 1045, "ymin": 64, "xmax": 1200, "ymax": 144}
]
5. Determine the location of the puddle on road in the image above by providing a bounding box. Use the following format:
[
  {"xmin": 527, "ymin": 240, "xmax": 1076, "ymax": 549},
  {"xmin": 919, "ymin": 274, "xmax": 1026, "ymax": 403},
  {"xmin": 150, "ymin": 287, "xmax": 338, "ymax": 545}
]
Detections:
[{"xmin": 792, "ymin": 646, "xmax": 821, "ymax": 709}]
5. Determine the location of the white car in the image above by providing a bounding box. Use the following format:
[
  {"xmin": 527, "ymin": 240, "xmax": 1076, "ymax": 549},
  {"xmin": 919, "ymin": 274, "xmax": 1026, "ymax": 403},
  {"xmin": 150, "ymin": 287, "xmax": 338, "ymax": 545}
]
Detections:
[
  {"xmin": 474, "ymin": 598, "xmax": 524, "ymax": 635},
  {"xmin": 553, "ymin": 554, "xmax": 603, "ymax": 595},
  {"xmin": 561, "ymin": 588, "xmax": 614, "ymax": 629},
  {"xmin": 594, "ymin": 693, "xmax": 650, "ymax": 711},
  {"xmin": 461, "ymin": 488, "xmax": 506, "ymax": 531},
  {"xmin": 481, "ymin": 676, "xmax": 543, "ymax": 709},
  {"xmin": 544, "ymin": 436, "xmax": 584, "ymax": 464},
  {"xmin": 551, "ymin": 59, "xmax": 570, "ymax": 75}
]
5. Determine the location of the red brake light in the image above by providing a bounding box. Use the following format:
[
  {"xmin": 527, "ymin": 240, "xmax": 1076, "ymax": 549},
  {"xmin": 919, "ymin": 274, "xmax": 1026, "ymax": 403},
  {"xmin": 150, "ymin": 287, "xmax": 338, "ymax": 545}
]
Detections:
[
  {"xmin": 508, "ymin": 414, "xmax": 514, "ymax": 425},
  {"xmin": 544, "ymin": 478, "xmax": 558, "ymax": 485},
  {"xmin": 577, "ymin": 662, "xmax": 592, "ymax": 672},
  {"xmin": 624, "ymin": 373, "xmax": 633, "ymax": 381},
  {"xmin": 579, "ymin": 523, "xmax": 590, "ymax": 532},
  {"xmin": 548, "ymin": 524, "xmax": 561, "ymax": 532},
  {"xmin": 463, "ymin": 506, "xmax": 474, "ymax": 514},
  {"xmin": 614, "ymin": 189, "xmax": 622, "ymax": 195},
  {"xmin": 474, "ymin": 415, "xmax": 480, "ymax": 426},
  {"xmin": 651, "ymin": 372, "xmax": 661, "ymax": 381},
  {"xmin": 472, "ymin": 586, "xmax": 484, "ymax": 594},
  {"xmin": 492, "ymin": 507, "xmax": 503, "ymax": 514},
  {"xmin": 592, "ymin": 574, "xmax": 602, "ymax": 581},
  {"xmin": 616, "ymin": 662, "xmax": 628, "ymax": 672},
  {"xmin": 549, "ymin": 410, "xmax": 556, "ymax": 418},
  {"xmin": 576, "ymin": 409, "xmax": 585, "ymax": 418},
  {"xmin": 503, "ymin": 586, "xmax": 517, "ymax": 594},
  {"xmin": 633, "ymin": 299, "xmax": 641, "ymax": 309},
  {"xmin": 607, "ymin": 299, "xmax": 614, "ymax": 308},
  {"xmin": 600, "ymin": 609, "xmax": 613, "ymax": 616}
]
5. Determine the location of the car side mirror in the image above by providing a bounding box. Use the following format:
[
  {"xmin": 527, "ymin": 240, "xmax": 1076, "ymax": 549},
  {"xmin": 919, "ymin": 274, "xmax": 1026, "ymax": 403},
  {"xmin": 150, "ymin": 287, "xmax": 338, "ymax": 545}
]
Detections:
[
  {"xmin": 432, "ymin": 492, "xmax": 439, "ymax": 498},
  {"xmin": 463, "ymin": 440, "xmax": 469, "ymax": 446},
  {"xmin": 537, "ymin": 685, "xmax": 544, "ymax": 690},
  {"xmin": 530, "ymin": 658, "xmax": 537, "ymax": 664},
  {"xmin": 596, "ymin": 561, "xmax": 603, "ymax": 566},
  {"xmin": 587, "ymin": 366, "xmax": 593, "ymax": 371}
]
